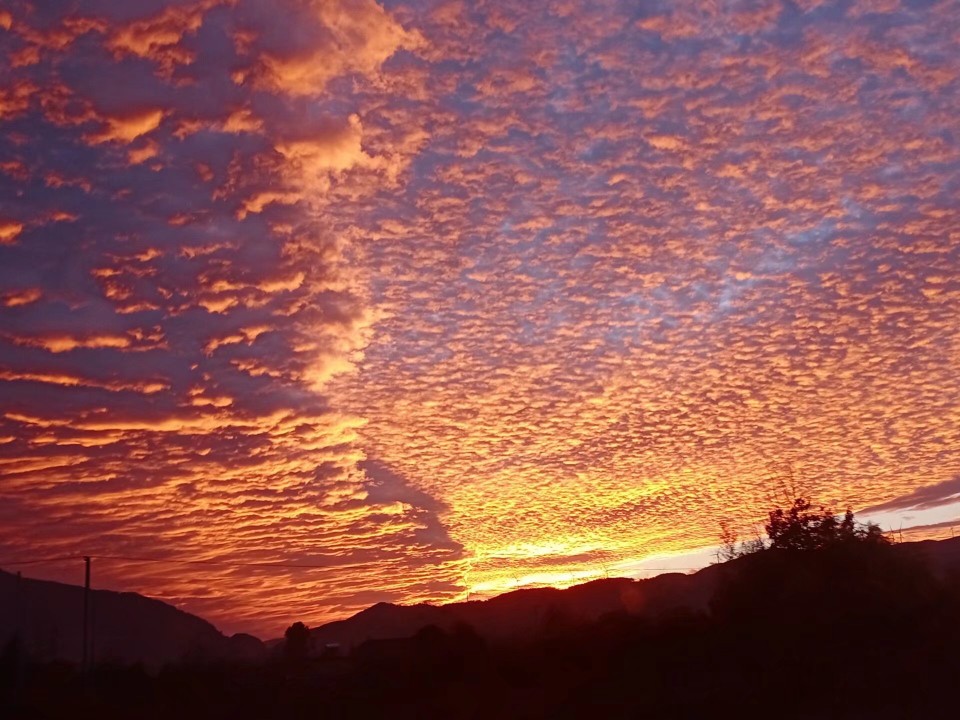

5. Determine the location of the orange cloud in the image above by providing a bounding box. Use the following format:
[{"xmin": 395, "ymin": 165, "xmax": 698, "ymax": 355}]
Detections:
[
  {"xmin": 275, "ymin": 114, "xmax": 376, "ymax": 179},
  {"xmin": 0, "ymin": 219, "xmax": 24, "ymax": 244},
  {"xmin": 253, "ymin": 0, "xmax": 423, "ymax": 96},
  {"xmin": 0, "ymin": 369, "xmax": 168, "ymax": 394},
  {"xmin": 9, "ymin": 333, "xmax": 133, "ymax": 353},
  {"xmin": 1, "ymin": 287, "xmax": 42, "ymax": 307},
  {"xmin": 106, "ymin": 2, "xmax": 216, "ymax": 77},
  {"xmin": 127, "ymin": 140, "xmax": 160, "ymax": 165},
  {"xmin": 86, "ymin": 108, "xmax": 165, "ymax": 145},
  {"xmin": 0, "ymin": 81, "xmax": 36, "ymax": 119}
]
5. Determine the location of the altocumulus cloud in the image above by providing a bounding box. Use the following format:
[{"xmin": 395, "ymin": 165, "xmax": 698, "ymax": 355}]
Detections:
[
  {"xmin": 326, "ymin": 0, "xmax": 960, "ymax": 599},
  {"xmin": 0, "ymin": 0, "xmax": 458, "ymax": 638},
  {"xmin": 2, "ymin": 0, "xmax": 960, "ymax": 635}
]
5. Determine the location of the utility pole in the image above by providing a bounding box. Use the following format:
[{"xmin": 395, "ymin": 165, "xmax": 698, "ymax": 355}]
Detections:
[
  {"xmin": 15, "ymin": 571, "xmax": 23, "ymax": 691},
  {"xmin": 82, "ymin": 556, "xmax": 90, "ymax": 674},
  {"xmin": 15, "ymin": 570, "xmax": 21, "ymax": 637}
]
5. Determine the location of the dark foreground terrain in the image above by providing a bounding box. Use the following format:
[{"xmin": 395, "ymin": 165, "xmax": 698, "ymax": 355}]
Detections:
[{"xmin": 4, "ymin": 533, "xmax": 960, "ymax": 719}]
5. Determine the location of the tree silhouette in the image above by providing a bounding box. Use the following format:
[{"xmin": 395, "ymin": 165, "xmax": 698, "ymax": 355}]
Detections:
[
  {"xmin": 719, "ymin": 497, "xmax": 888, "ymax": 560},
  {"xmin": 283, "ymin": 621, "xmax": 310, "ymax": 662},
  {"xmin": 764, "ymin": 497, "xmax": 887, "ymax": 551}
]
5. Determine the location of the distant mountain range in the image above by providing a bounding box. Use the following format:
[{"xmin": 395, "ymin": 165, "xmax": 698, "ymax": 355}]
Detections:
[
  {"xmin": 0, "ymin": 570, "xmax": 264, "ymax": 668},
  {"xmin": 309, "ymin": 571, "xmax": 719, "ymax": 652},
  {"xmin": 4, "ymin": 535, "xmax": 960, "ymax": 667},
  {"xmin": 308, "ymin": 535, "xmax": 960, "ymax": 651}
]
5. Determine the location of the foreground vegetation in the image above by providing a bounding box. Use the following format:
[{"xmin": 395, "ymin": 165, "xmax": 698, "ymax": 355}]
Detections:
[{"xmin": 4, "ymin": 500, "xmax": 960, "ymax": 719}]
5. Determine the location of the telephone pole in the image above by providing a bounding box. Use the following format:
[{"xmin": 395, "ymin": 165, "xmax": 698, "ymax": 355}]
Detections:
[
  {"xmin": 15, "ymin": 571, "xmax": 24, "ymax": 691},
  {"xmin": 82, "ymin": 556, "xmax": 90, "ymax": 673}
]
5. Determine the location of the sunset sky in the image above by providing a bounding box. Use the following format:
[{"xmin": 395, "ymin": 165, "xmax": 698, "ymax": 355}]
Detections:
[{"xmin": 1, "ymin": 0, "xmax": 959, "ymax": 639}]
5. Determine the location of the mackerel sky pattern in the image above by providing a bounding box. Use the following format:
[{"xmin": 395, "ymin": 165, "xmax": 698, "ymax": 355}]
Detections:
[{"xmin": 1, "ymin": 0, "xmax": 959, "ymax": 637}]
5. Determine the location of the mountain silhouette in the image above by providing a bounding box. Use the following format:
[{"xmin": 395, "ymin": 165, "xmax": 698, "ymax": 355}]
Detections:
[
  {"xmin": 5, "ymin": 535, "xmax": 960, "ymax": 668},
  {"xmin": 0, "ymin": 570, "xmax": 264, "ymax": 668},
  {"xmin": 308, "ymin": 571, "xmax": 720, "ymax": 652},
  {"xmin": 308, "ymin": 534, "xmax": 960, "ymax": 651}
]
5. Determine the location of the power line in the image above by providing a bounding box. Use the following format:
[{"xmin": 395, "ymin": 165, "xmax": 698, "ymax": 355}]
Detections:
[
  {"xmin": 93, "ymin": 553, "xmax": 379, "ymax": 570},
  {"xmin": 0, "ymin": 555, "xmax": 83, "ymax": 566},
  {"xmin": 633, "ymin": 567, "xmax": 701, "ymax": 572},
  {"xmin": 0, "ymin": 553, "xmax": 403, "ymax": 572},
  {"xmin": 0, "ymin": 552, "xmax": 704, "ymax": 574}
]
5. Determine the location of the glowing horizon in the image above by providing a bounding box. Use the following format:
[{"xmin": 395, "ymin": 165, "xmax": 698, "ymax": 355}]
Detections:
[{"xmin": 1, "ymin": 0, "xmax": 959, "ymax": 638}]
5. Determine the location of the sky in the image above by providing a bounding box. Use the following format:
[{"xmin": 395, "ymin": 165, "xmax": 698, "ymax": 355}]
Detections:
[{"xmin": 1, "ymin": 0, "xmax": 959, "ymax": 639}]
